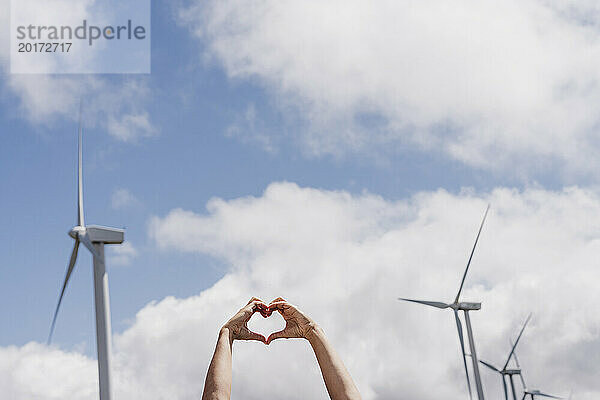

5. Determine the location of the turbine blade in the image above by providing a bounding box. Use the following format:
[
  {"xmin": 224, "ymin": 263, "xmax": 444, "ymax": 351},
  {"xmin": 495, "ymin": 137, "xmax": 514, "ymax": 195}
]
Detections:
[
  {"xmin": 48, "ymin": 239, "xmax": 79, "ymax": 344},
  {"xmin": 454, "ymin": 310, "xmax": 473, "ymax": 400},
  {"xmin": 535, "ymin": 392, "xmax": 563, "ymax": 399},
  {"xmin": 510, "ymin": 341, "xmax": 527, "ymax": 389},
  {"xmin": 479, "ymin": 359, "xmax": 500, "ymax": 372},
  {"xmin": 503, "ymin": 377, "xmax": 509, "ymax": 400},
  {"xmin": 77, "ymin": 101, "xmax": 84, "ymax": 227},
  {"xmin": 80, "ymin": 234, "xmax": 99, "ymax": 258},
  {"xmin": 518, "ymin": 372, "xmax": 526, "ymax": 391},
  {"xmin": 397, "ymin": 298, "xmax": 450, "ymax": 309},
  {"xmin": 455, "ymin": 204, "xmax": 490, "ymax": 303},
  {"xmin": 511, "ymin": 342, "xmax": 521, "ymax": 368},
  {"xmin": 503, "ymin": 313, "xmax": 532, "ymax": 370}
]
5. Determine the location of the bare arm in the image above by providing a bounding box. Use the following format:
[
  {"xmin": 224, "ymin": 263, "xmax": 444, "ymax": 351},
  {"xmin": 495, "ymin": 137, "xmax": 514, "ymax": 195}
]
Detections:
[
  {"xmin": 202, "ymin": 328, "xmax": 234, "ymax": 400},
  {"xmin": 202, "ymin": 298, "xmax": 268, "ymax": 400},
  {"xmin": 307, "ymin": 326, "xmax": 362, "ymax": 400},
  {"xmin": 267, "ymin": 298, "xmax": 361, "ymax": 400}
]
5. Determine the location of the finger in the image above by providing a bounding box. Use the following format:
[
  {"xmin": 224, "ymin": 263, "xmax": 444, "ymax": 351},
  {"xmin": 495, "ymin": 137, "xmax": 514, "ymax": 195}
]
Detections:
[
  {"xmin": 266, "ymin": 329, "xmax": 289, "ymax": 345},
  {"xmin": 268, "ymin": 301, "xmax": 289, "ymax": 309},
  {"xmin": 269, "ymin": 297, "xmax": 286, "ymax": 304},
  {"xmin": 243, "ymin": 328, "xmax": 266, "ymax": 344},
  {"xmin": 253, "ymin": 302, "xmax": 269, "ymax": 315},
  {"xmin": 259, "ymin": 306, "xmax": 271, "ymax": 318},
  {"xmin": 268, "ymin": 301, "xmax": 291, "ymax": 313},
  {"xmin": 259, "ymin": 301, "xmax": 273, "ymax": 317},
  {"xmin": 247, "ymin": 297, "xmax": 263, "ymax": 305},
  {"xmin": 246, "ymin": 299, "xmax": 268, "ymax": 312},
  {"xmin": 245, "ymin": 301, "xmax": 269, "ymax": 322}
]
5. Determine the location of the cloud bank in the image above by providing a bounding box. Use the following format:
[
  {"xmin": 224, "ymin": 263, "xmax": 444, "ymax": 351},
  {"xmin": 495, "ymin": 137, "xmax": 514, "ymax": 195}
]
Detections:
[
  {"xmin": 180, "ymin": 0, "xmax": 600, "ymax": 176},
  {"xmin": 2, "ymin": 182, "xmax": 599, "ymax": 399}
]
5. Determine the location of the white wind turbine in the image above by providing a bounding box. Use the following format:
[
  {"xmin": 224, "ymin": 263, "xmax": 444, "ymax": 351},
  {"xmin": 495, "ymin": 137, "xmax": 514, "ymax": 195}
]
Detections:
[
  {"xmin": 48, "ymin": 106, "xmax": 124, "ymax": 400},
  {"xmin": 399, "ymin": 205, "xmax": 490, "ymax": 400},
  {"xmin": 512, "ymin": 349, "xmax": 564, "ymax": 400},
  {"xmin": 477, "ymin": 314, "xmax": 532, "ymax": 400}
]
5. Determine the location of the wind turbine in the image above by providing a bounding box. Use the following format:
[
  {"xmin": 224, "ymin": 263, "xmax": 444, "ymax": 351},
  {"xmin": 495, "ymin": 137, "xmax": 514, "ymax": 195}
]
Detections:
[
  {"xmin": 477, "ymin": 314, "xmax": 532, "ymax": 400},
  {"xmin": 48, "ymin": 105, "xmax": 124, "ymax": 400},
  {"xmin": 512, "ymin": 349, "xmax": 564, "ymax": 400},
  {"xmin": 399, "ymin": 205, "xmax": 490, "ymax": 400}
]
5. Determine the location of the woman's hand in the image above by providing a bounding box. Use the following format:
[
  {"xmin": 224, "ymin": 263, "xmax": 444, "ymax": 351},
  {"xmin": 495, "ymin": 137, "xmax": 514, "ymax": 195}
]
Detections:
[
  {"xmin": 266, "ymin": 297, "xmax": 319, "ymax": 344},
  {"xmin": 222, "ymin": 297, "xmax": 269, "ymax": 344}
]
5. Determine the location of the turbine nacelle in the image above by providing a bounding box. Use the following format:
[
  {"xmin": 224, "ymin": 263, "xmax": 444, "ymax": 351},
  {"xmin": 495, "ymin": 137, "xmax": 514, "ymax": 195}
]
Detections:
[
  {"xmin": 69, "ymin": 226, "xmax": 123, "ymax": 244},
  {"xmin": 86, "ymin": 226, "xmax": 124, "ymax": 245},
  {"xmin": 456, "ymin": 302, "xmax": 481, "ymax": 311},
  {"xmin": 503, "ymin": 369, "xmax": 521, "ymax": 375}
]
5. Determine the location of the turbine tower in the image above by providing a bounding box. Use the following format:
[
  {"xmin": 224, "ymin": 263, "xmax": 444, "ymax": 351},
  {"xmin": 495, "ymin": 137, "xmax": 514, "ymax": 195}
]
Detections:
[
  {"xmin": 512, "ymin": 349, "xmax": 564, "ymax": 400},
  {"xmin": 477, "ymin": 314, "xmax": 532, "ymax": 400},
  {"xmin": 399, "ymin": 205, "xmax": 490, "ymax": 400},
  {"xmin": 48, "ymin": 105, "xmax": 124, "ymax": 400}
]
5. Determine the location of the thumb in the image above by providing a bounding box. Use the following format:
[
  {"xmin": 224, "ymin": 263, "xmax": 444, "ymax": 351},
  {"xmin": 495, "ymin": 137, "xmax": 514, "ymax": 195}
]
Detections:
[
  {"xmin": 266, "ymin": 329, "xmax": 288, "ymax": 345},
  {"xmin": 243, "ymin": 327, "xmax": 266, "ymax": 344}
]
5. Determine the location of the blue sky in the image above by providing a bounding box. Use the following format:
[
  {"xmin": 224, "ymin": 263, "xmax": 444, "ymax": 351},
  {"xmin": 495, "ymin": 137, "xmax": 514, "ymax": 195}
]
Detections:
[
  {"xmin": 1, "ymin": 1, "xmax": 600, "ymax": 399},
  {"xmin": 0, "ymin": 0, "xmax": 497, "ymax": 350}
]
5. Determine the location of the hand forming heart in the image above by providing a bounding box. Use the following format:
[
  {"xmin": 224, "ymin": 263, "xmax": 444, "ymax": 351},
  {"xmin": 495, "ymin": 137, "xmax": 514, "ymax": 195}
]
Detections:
[
  {"xmin": 207, "ymin": 298, "xmax": 362, "ymax": 400},
  {"xmin": 222, "ymin": 297, "xmax": 317, "ymax": 345}
]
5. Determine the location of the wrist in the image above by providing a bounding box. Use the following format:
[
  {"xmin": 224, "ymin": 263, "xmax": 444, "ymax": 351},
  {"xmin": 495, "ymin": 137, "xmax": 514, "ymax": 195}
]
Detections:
[
  {"xmin": 219, "ymin": 326, "xmax": 234, "ymax": 344},
  {"xmin": 304, "ymin": 322, "xmax": 323, "ymax": 343}
]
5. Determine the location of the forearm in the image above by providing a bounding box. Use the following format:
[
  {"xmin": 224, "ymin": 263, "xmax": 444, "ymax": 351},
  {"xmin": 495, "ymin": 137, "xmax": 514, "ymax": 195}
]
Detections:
[
  {"xmin": 202, "ymin": 328, "xmax": 234, "ymax": 400},
  {"xmin": 307, "ymin": 326, "xmax": 361, "ymax": 400}
]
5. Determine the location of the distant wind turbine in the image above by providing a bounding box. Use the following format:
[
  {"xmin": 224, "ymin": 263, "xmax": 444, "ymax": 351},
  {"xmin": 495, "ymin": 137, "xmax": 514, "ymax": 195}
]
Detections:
[
  {"xmin": 512, "ymin": 348, "xmax": 564, "ymax": 400},
  {"xmin": 48, "ymin": 104, "xmax": 124, "ymax": 400},
  {"xmin": 477, "ymin": 314, "xmax": 532, "ymax": 400},
  {"xmin": 399, "ymin": 205, "xmax": 490, "ymax": 400}
]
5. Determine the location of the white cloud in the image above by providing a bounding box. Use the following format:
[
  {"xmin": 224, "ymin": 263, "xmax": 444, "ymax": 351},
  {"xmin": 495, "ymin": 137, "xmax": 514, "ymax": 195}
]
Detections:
[
  {"xmin": 146, "ymin": 183, "xmax": 600, "ymax": 398},
  {"xmin": 108, "ymin": 112, "xmax": 157, "ymax": 143},
  {"xmin": 111, "ymin": 188, "xmax": 141, "ymax": 210},
  {"xmin": 179, "ymin": 0, "xmax": 600, "ymax": 176},
  {"xmin": 107, "ymin": 242, "xmax": 138, "ymax": 267},
  {"xmin": 142, "ymin": 182, "xmax": 600, "ymax": 399},
  {"xmin": 0, "ymin": 343, "xmax": 97, "ymax": 400},
  {"xmin": 3, "ymin": 183, "xmax": 597, "ymax": 399},
  {"xmin": 0, "ymin": 0, "xmax": 156, "ymax": 142}
]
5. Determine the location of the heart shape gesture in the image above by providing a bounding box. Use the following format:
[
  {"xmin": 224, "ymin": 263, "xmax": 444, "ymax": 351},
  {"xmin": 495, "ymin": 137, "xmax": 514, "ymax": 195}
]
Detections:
[
  {"xmin": 247, "ymin": 305, "xmax": 286, "ymax": 338},
  {"xmin": 207, "ymin": 297, "xmax": 362, "ymax": 400},
  {"xmin": 223, "ymin": 297, "xmax": 316, "ymax": 345}
]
